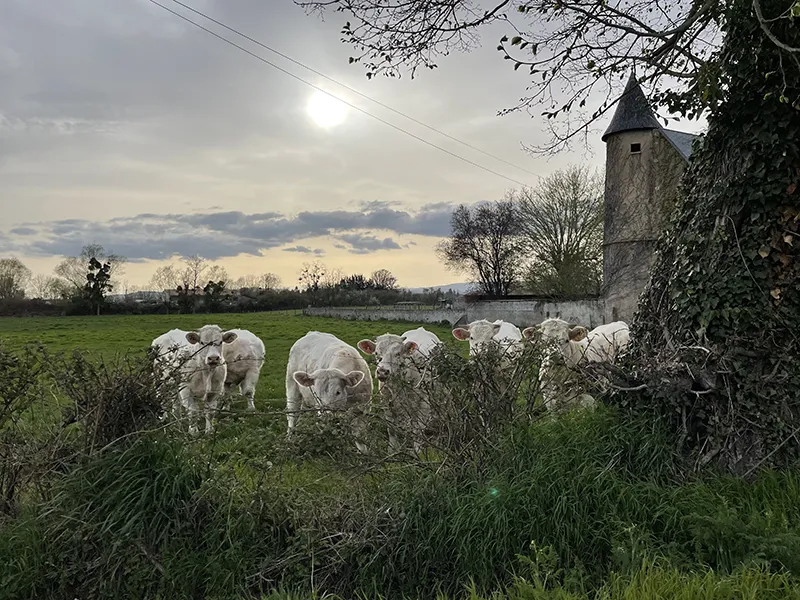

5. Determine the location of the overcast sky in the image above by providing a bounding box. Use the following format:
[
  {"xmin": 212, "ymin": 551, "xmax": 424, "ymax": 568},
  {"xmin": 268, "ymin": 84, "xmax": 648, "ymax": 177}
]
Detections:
[{"xmin": 0, "ymin": 0, "xmax": 705, "ymax": 290}]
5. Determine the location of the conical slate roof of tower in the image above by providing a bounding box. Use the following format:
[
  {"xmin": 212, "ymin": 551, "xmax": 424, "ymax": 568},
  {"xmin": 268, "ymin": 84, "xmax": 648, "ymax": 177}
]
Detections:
[{"xmin": 601, "ymin": 73, "xmax": 661, "ymax": 141}]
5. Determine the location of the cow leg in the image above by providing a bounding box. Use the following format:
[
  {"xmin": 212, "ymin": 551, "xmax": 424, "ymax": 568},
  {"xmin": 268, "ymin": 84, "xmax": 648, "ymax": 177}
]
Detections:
[
  {"xmin": 286, "ymin": 377, "xmax": 302, "ymax": 436},
  {"xmin": 179, "ymin": 386, "xmax": 200, "ymax": 435},
  {"xmin": 204, "ymin": 391, "xmax": 222, "ymax": 434},
  {"xmin": 349, "ymin": 408, "xmax": 369, "ymax": 454},
  {"xmin": 240, "ymin": 369, "xmax": 259, "ymax": 412}
]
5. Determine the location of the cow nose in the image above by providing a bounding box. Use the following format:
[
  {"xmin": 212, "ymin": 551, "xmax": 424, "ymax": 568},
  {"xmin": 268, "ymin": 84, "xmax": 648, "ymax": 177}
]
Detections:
[
  {"xmin": 376, "ymin": 368, "xmax": 389, "ymax": 381},
  {"xmin": 206, "ymin": 356, "xmax": 221, "ymax": 365}
]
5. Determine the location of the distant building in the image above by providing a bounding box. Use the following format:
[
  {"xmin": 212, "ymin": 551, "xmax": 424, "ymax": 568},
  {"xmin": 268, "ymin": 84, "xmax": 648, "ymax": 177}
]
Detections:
[{"xmin": 601, "ymin": 73, "xmax": 700, "ymax": 322}]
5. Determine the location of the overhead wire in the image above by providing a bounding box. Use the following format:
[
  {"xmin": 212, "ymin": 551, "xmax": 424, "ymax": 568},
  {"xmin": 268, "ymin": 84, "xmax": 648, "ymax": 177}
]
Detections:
[
  {"xmin": 167, "ymin": 0, "xmax": 541, "ymax": 180},
  {"xmin": 146, "ymin": 0, "xmax": 536, "ymax": 187}
]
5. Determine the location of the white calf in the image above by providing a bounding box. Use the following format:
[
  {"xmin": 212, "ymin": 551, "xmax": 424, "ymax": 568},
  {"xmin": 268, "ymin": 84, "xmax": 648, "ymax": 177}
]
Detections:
[
  {"xmin": 222, "ymin": 328, "xmax": 265, "ymax": 411},
  {"xmin": 357, "ymin": 326, "xmax": 442, "ymax": 452},
  {"xmin": 523, "ymin": 318, "xmax": 595, "ymax": 412},
  {"xmin": 286, "ymin": 331, "xmax": 373, "ymax": 453},
  {"xmin": 452, "ymin": 319, "xmax": 524, "ymax": 362}
]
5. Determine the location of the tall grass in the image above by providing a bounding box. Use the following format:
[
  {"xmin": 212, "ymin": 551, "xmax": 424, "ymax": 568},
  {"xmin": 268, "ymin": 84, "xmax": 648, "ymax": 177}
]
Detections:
[{"xmin": 2, "ymin": 345, "xmax": 800, "ymax": 599}]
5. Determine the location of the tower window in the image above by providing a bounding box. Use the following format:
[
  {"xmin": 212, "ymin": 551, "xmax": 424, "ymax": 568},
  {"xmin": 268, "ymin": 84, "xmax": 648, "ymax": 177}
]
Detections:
[{"xmin": 630, "ymin": 143, "xmax": 642, "ymax": 154}]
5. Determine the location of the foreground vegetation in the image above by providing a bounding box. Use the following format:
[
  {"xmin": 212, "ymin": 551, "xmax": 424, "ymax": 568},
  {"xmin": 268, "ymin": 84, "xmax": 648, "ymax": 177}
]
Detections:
[{"xmin": 1, "ymin": 313, "xmax": 799, "ymax": 599}]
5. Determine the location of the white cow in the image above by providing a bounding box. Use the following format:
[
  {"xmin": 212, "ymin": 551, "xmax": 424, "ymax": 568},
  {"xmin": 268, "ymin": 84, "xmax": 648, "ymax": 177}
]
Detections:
[
  {"xmin": 222, "ymin": 328, "xmax": 265, "ymax": 412},
  {"xmin": 151, "ymin": 328, "xmax": 192, "ymax": 410},
  {"xmin": 523, "ymin": 318, "xmax": 595, "ymax": 412},
  {"xmin": 286, "ymin": 331, "xmax": 373, "ymax": 453},
  {"xmin": 451, "ymin": 319, "xmax": 524, "ymax": 361},
  {"xmin": 357, "ymin": 326, "xmax": 442, "ymax": 453},
  {"xmin": 585, "ymin": 321, "xmax": 631, "ymax": 362},
  {"xmin": 151, "ymin": 325, "xmax": 238, "ymax": 434}
]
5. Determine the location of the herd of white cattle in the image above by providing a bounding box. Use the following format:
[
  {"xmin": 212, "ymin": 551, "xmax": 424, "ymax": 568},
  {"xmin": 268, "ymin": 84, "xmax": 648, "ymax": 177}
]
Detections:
[{"xmin": 150, "ymin": 317, "xmax": 631, "ymax": 447}]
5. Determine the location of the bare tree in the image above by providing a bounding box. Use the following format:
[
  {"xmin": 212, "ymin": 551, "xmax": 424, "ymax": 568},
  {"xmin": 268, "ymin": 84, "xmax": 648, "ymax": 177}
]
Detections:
[
  {"xmin": 295, "ymin": 0, "xmax": 800, "ymax": 153},
  {"xmin": 298, "ymin": 261, "xmax": 326, "ymax": 305},
  {"xmin": 232, "ymin": 272, "xmax": 282, "ymax": 290},
  {"xmin": 205, "ymin": 264, "xmax": 230, "ymax": 286},
  {"xmin": 259, "ymin": 273, "xmax": 282, "ymax": 290},
  {"xmin": 436, "ymin": 198, "xmax": 524, "ymax": 297},
  {"xmin": 27, "ymin": 274, "xmax": 63, "ymax": 300},
  {"xmin": 149, "ymin": 265, "xmax": 180, "ymax": 292},
  {"xmin": 54, "ymin": 244, "xmax": 126, "ymax": 294},
  {"xmin": 178, "ymin": 255, "xmax": 207, "ymax": 292},
  {"xmin": 370, "ymin": 268, "xmax": 398, "ymax": 290},
  {"xmin": 517, "ymin": 165, "xmax": 604, "ymax": 297},
  {"xmin": 0, "ymin": 258, "xmax": 32, "ymax": 299}
]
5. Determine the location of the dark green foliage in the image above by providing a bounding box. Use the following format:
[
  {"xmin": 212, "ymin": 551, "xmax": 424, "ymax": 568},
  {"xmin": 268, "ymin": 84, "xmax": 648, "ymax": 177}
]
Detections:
[
  {"xmin": 202, "ymin": 279, "xmax": 227, "ymax": 312},
  {"xmin": 82, "ymin": 257, "xmax": 113, "ymax": 316},
  {"xmin": 631, "ymin": 0, "xmax": 800, "ymax": 474}
]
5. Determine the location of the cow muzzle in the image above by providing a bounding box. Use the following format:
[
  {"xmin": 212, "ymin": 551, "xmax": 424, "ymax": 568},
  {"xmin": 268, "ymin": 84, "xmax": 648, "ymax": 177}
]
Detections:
[
  {"xmin": 376, "ymin": 367, "xmax": 390, "ymax": 381},
  {"xmin": 206, "ymin": 356, "xmax": 222, "ymax": 366}
]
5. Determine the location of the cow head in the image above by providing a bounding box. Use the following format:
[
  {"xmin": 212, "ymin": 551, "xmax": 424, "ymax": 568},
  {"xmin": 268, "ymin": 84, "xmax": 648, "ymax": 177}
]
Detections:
[
  {"xmin": 536, "ymin": 318, "xmax": 588, "ymax": 344},
  {"xmin": 292, "ymin": 368, "xmax": 365, "ymax": 408},
  {"xmin": 357, "ymin": 334, "xmax": 419, "ymax": 382},
  {"xmin": 185, "ymin": 325, "xmax": 238, "ymax": 367},
  {"xmin": 452, "ymin": 319, "xmax": 502, "ymax": 356}
]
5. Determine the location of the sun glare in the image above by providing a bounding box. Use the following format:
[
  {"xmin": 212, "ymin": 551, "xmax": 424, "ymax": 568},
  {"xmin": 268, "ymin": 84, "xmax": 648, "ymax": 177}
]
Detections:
[{"xmin": 306, "ymin": 90, "xmax": 347, "ymax": 128}]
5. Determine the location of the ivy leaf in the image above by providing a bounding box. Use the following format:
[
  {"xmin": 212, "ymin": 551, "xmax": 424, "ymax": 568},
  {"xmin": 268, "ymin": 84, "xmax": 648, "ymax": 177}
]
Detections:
[
  {"xmin": 758, "ymin": 245, "xmax": 771, "ymax": 258},
  {"xmin": 511, "ymin": 36, "xmax": 523, "ymax": 46},
  {"xmin": 792, "ymin": 0, "xmax": 800, "ymax": 17}
]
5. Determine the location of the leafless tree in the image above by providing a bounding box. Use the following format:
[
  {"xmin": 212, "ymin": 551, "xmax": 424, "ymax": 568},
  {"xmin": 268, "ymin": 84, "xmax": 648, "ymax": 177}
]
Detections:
[
  {"xmin": 436, "ymin": 198, "xmax": 524, "ymax": 297},
  {"xmin": 232, "ymin": 272, "xmax": 282, "ymax": 290},
  {"xmin": 0, "ymin": 258, "xmax": 32, "ymax": 299},
  {"xmin": 298, "ymin": 260, "xmax": 328, "ymax": 294},
  {"xmin": 178, "ymin": 255, "xmax": 207, "ymax": 292},
  {"xmin": 53, "ymin": 243, "xmax": 126, "ymax": 294},
  {"xmin": 295, "ymin": 0, "xmax": 800, "ymax": 153},
  {"xmin": 149, "ymin": 265, "xmax": 180, "ymax": 292},
  {"xmin": 370, "ymin": 268, "xmax": 398, "ymax": 290},
  {"xmin": 517, "ymin": 165, "xmax": 604, "ymax": 297},
  {"xmin": 27, "ymin": 274, "xmax": 63, "ymax": 300},
  {"xmin": 205, "ymin": 265, "xmax": 230, "ymax": 285}
]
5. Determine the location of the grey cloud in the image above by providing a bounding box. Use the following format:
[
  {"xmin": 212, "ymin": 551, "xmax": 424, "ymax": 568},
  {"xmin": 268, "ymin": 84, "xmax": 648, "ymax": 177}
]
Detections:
[
  {"xmin": 283, "ymin": 246, "xmax": 326, "ymax": 256},
  {"xmin": 2, "ymin": 203, "xmax": 459, "ymax": 260},
  {"xmin": 10, "ymin": 227, "xmax": 36, "ymax": 235},
  {"xmin": 337, "ymin": 233, "xmax": 402, "ymax": 254}
]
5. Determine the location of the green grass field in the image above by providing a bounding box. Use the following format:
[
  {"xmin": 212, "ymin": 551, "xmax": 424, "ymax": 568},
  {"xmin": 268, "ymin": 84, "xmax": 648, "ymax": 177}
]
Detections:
[
  {"xmin": 0, "ymin": 311, "xmax": 459, "ymax": 404},
  {"xmin": 3, "ymin": 312, "xmax": 800, "ymax": 599}
]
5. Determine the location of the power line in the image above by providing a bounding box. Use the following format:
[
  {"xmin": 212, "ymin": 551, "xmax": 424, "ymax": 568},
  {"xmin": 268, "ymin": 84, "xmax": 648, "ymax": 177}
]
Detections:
[
  {"xmin": 146, "ymin": 0, "xmax": 534, "ymax": 187},
  {"xmin": 167, "ymin": 0, "xmax": 540, "ymax": 180}
]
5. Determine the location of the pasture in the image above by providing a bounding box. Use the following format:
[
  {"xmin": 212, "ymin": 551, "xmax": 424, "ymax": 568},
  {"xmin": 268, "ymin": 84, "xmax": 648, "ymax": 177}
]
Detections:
[
  {"xmin": 2, "ymin": 312, "xmax": 800, "ymax": 599},
  {"xmin": 0, "ymin": 310, "xmax": 459, "ymax": 404}
]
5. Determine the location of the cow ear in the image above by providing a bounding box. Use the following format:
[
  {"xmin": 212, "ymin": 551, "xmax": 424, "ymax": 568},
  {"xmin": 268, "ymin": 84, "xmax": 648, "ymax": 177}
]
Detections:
[
  {"xmin": 452, "ymin": 328, "xmax": 470, "ymax": 341},
  {"xmin": 492, "ymin": 323, "xmax": 502, "ymax": 334},
  {"xmin": 404, "ymin": 340, "xmax": 418, "ymax": 354},
  {"xmin": 222, "ymin": 331, "xmax": 238, "ymax": 343},
  {"xmin": 568, "ymin": 326, "xmax": 588, "ymax": 342},
  {"xmin": 522, "ymin": 327, "xmax": 536, "ymax": 340},
  {"xmin": 185, "ymin": 332, "xmax": 200, "ymax": 345},
  {"xmin": 293, "ymin": 371, "xmax": 315, "ymax": 387},
  {"xmin": 344, "ymin": 370, "xmax": 365, "ymax": 387},
  {"xmin": 357, "ymin": 339, "xmax": 376, "ymax": 355}
]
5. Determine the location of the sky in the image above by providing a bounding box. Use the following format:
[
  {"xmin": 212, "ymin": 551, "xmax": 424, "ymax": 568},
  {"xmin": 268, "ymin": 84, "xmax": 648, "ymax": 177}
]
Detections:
[{"xmin": 0, "ymin": 0, "xmax": 706, "ymax": 291}]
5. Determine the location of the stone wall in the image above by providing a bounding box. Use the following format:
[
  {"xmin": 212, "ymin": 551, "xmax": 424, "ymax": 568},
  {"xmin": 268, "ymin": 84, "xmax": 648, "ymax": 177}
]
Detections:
[
  {"xmin": 304, "ymin": 298, "xmax": 606, "ymax": 329},
  {"xmin": 302, "ymin": 307, "xmax": 466, "ymax": 326},
  {"xmin": 465, "ymin": 298, "xmax": 606, "ymax": 329}
]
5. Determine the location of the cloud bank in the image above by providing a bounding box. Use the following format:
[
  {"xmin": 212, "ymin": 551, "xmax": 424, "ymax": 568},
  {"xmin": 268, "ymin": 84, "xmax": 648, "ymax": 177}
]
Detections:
[{"xmin": 1, "ymin": 202, "xmax": 458, "ymax": 260}]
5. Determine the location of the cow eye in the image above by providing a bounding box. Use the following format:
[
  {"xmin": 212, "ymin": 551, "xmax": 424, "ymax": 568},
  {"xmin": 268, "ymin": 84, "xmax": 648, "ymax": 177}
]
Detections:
[{"xmin": 336, "ymin": 390, "xmax": 341, "ymax": 395}]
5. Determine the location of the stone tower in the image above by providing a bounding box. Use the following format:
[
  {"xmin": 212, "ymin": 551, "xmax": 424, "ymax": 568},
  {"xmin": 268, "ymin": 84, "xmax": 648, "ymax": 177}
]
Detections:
[{"xmin": 601, "ymin": 73, "xmax": 698, "ymax": 323}]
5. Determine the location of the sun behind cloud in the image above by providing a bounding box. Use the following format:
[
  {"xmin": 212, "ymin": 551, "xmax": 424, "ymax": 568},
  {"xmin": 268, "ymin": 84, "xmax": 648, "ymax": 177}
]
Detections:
[{"xmin": 306, "ymin": 90, "xmax": 347, "ymax": 128}]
